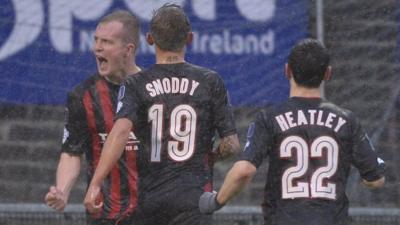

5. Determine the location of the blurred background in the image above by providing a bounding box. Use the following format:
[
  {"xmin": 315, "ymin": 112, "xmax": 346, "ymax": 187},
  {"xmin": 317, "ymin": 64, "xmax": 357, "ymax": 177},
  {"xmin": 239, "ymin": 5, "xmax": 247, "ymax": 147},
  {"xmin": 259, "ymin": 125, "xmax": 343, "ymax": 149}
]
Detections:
[{"xmin": 0, "ymin": 0, "xmax": 399, "ymax": 224}]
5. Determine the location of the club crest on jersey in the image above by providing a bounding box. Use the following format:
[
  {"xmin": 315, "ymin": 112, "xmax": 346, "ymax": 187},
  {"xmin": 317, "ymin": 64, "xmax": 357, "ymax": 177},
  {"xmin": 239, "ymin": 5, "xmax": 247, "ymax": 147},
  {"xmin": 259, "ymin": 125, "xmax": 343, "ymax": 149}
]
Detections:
[
  {"xmin": 117, "ymin": 101, "xmax": 123, "ymax": 113},
  {"xmin": 116, "ymin": 85, "xmax": 125, "ymax": 113},
  {"xmin": 118, "ymin": 85, "xmax": 125, "ymax": 101},
  {"xmin": 62, "ymin": 126, "xmax": 69, "ymax": 144},
  {"xmin": 244, "ymin": 122, "xmax": 255, "ymax": 151},
  {"xmin": 247, "ymin": 122, "xmax": 255, "ymax": 138}
]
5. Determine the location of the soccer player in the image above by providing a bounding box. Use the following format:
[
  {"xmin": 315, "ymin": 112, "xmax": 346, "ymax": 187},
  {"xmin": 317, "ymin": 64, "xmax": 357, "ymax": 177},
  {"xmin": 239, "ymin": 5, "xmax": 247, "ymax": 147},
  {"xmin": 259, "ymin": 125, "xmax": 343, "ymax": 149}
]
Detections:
[
  {"xmin": 199, "ymin": 38, "xmax": 386, "ymax": 225},
  {"xmin": 84, "ymin": 3, "xmax": 240, "ymax": 225},
  {"xmin": 44, "ymin": 10, "xmax": 141, "ymax": 225}
]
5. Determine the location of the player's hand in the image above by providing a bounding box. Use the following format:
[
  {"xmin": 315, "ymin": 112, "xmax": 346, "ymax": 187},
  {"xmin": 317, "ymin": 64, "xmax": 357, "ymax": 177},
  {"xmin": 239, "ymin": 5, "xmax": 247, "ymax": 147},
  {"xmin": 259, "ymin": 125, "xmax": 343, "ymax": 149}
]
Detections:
[
  {"xmin": 198, "ymin": 191, "xmax": 224, "ymax": 214},
  {"xmin": 44, "ymin": 186, "xmax": 67, "ymax": 212},
  {"xmin": 84, "ymin": 184, "xmax": 103, "ymax": 213}
]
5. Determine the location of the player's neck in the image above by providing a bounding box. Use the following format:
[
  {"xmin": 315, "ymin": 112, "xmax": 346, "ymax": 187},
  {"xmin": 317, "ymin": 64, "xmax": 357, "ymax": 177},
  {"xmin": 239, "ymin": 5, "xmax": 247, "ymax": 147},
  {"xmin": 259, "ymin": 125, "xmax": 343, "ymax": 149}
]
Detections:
[
  {"xmin": 155, "ymin": 47, "xmax": 185, "ymax": 64},
  {"xmin": 104, "ymin": 64, "xmax": 141, "ymax": 85},
  {"xmin": 126, "ymin": 63, "xmax": 141, "ymax": 75},
  {"xmin": 290, "ymin": 86, "xmax": 322, "ymax": 98}
]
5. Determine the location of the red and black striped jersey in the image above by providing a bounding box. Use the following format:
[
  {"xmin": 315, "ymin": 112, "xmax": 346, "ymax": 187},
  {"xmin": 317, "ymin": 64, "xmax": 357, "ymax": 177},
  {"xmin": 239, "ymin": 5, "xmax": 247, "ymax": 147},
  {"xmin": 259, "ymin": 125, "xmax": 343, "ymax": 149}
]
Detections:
[{"xmin": 61, "ymin": 73, "xmax": 138, "ymax": 220}]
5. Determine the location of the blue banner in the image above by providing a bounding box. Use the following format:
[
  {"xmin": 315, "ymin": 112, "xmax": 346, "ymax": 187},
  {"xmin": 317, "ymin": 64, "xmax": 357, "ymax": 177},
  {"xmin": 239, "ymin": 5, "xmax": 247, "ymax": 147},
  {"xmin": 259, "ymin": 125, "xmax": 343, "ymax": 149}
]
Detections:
[{"xmin": 0, "ymin": 0, "xmax": 308, "ymax": 106}]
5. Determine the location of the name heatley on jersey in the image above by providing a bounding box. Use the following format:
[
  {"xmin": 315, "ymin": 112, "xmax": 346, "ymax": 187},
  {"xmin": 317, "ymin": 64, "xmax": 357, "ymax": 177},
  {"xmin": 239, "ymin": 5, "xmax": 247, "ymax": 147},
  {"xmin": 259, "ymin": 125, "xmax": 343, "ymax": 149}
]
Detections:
[{"xmin": 275, "ymin": 109, "xmax": 347, "ymax": 133}]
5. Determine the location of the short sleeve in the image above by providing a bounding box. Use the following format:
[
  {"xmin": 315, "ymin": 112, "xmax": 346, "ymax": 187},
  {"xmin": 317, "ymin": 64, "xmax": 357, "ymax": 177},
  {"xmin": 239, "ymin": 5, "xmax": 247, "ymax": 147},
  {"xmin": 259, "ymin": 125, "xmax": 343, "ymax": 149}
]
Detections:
[
  {"xmin": 61, "ymin": 91, "xmax": 89, "ymax": 155},
  {"xmin": 239, "ymin": 110, "xmax": 273, "ymax": 168},
  {"xmin": 350, "ymin": 116, "xmax": 385, "ymax": 181},
  {"xmin": 210, "ymin": 73, "xmax": 236, "ymax": 138}
]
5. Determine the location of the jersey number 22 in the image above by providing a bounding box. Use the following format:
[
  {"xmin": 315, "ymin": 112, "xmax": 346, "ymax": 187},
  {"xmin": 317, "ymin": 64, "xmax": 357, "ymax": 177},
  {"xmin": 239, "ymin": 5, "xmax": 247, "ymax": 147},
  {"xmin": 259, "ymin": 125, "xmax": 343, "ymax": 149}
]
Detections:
[{"xmin": 280, "ymin": 135, "xmax": 339, "ymax": 200}]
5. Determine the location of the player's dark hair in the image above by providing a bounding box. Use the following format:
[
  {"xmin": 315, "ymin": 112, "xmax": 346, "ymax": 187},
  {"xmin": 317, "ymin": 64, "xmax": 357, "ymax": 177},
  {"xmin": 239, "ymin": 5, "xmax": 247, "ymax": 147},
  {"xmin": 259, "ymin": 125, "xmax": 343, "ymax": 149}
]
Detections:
[
  {"xmin": 99, "ymin": 10, "xmax": 140, "ymax": 52},
  {"xmin": 150, "ymin": 3, "xmax": 191, "ymax": 52},
  {"xmin": 288, "ymin": 38, "xmax": 330, "ymax": 88}
]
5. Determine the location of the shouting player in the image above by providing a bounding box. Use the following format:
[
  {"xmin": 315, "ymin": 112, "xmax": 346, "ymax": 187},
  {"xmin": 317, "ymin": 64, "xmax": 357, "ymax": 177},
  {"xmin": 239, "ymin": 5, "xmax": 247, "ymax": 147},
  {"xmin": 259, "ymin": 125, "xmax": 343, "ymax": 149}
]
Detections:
[
  {"xmin": 45, "ymin": 10, "xmax": 141, "ymax": 225},
  {"xmin": 84, "ymin": 4, "xmax": 240, "ymax": 225},
  {"xmin": 199, "ymin": 38, "xmax": 385, "ymax": 225}
]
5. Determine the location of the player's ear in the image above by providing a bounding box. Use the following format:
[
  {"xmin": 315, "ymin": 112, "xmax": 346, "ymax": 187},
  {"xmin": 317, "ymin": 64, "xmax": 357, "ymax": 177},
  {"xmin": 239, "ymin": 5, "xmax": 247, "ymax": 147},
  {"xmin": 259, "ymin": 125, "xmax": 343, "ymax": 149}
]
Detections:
[
  {"xmin": 146, "ymin": 33, "xmax": 154, "ymax": 45},
  {"xmin": 285, "ymin": 63, "xmax": 292, "ymax": 80},
  {"xmin": 186, "ymin": 32, "xmax": 193, "ymax": 45},
  {"xmin": 324, "ymin": 66, "xmax": 332, "ymax": 81},
  {"xmin": 126, "ymin": 43, "xmax": 135, "ymax": 57}
]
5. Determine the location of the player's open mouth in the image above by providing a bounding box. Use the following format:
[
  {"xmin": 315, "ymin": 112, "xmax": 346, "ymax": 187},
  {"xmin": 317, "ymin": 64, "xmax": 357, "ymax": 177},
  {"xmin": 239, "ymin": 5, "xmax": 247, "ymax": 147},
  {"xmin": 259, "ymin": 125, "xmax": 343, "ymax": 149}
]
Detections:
[{"xmin": 97, "ymin": 56, "xmax": 108, "ymax": 66}]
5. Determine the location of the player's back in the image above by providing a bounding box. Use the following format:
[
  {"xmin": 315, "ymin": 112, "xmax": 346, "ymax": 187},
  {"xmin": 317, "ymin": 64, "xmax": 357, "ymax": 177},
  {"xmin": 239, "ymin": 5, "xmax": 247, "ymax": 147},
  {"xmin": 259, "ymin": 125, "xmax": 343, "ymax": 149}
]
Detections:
[
  {"xmin": 254, "ymin": 97, "xmax": 379, "ymax": 225},
  {"xmin": 119, "ymin": 62, "xmax": 235, "ymax": 193}
]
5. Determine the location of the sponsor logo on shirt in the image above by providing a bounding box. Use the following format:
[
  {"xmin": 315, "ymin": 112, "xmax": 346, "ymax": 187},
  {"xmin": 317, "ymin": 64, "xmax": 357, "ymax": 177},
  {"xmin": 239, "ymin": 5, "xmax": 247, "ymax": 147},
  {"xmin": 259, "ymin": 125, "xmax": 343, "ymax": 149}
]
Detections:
[{"xmin": 98, "ymin": 132, "xmax": 139, "ymax": 151}]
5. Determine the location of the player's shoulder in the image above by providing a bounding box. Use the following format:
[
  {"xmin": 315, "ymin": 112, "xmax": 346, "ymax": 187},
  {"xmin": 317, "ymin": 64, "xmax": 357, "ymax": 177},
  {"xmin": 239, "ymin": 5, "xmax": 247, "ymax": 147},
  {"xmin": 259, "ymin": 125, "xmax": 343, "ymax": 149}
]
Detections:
[
  {"xmin": 137, "ymin": 62, "xmax": 219, "ymax": 76},
  {"xmin": 134, "ymin": 62, "xmax": 221, "ymax": 84},
  {"xmin": 186, "ymin": 62, "xmax": 218, "ymax": 74},
  {"xmin": 320, "ymin": 99, "xmax": 356, "ymax": 120},
  {"xmin": 70, "ymin": 73, "xmax": 98, "ymax": 93},
  {"xmin": 319, "ymin": 100, "xmax": 364, "ymax": 130},
  {"xmin": 67, "ymin": 73, "xmax": 99, "ymax": 98},
  {"xmin": 192, "ymin": 65, "xmax": 228, "ymax": 92},
  {"xmin": 123, "ymin": 71, "xmax": 143, "ymax": 86},
  {"xmin": 190, "ymin": 63, "xmax": 221, "ymax": 81},
  {"xmin": 254, "ymin": 103, "xmax": 279, "ymax": 122}
]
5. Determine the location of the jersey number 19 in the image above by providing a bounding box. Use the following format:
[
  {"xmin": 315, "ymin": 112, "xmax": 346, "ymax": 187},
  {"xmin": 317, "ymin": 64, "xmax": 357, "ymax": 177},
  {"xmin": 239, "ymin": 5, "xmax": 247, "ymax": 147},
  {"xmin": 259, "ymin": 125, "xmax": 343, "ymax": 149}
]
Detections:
[{"xmin": 148, "ymin": 104, "xmax": 197, "ymax": 162}]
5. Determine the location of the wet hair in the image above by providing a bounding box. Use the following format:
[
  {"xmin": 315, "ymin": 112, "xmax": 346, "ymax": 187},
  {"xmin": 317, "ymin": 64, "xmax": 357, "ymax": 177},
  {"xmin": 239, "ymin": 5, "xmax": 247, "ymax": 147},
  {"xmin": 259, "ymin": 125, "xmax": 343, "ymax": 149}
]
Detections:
[
  {"xmin": 99, "ymin": 10, "xmax": 140, "ymax": 51},
  {"xmin": 288, "ymin": 38, "xmax": 330, "ymax": 88},
  {"xmin": 149, "ymin": 3, "xmax": 191, "ymax": 52}
]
